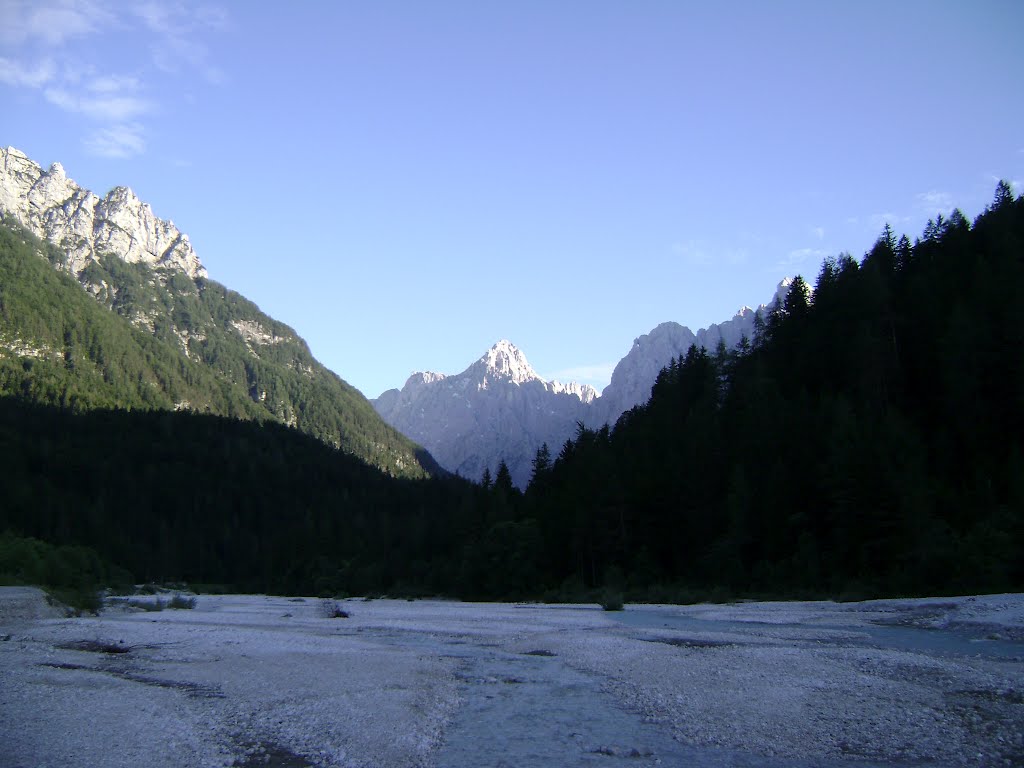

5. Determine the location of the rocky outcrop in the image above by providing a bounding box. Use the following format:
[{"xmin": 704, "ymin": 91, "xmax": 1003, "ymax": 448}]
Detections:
[
  {"xmin": 593, "ymin": 278, "xmax": 795, "ymax": 425},
  {"xmin": 373, "ymin": 340, "xmax": 597, "ymax": 488},
  {"xmin": 376, "ymin": 282, "xmax": 796, "ymax": 488},
  {"xmin": 0, "ymin": 146, "xmax": 206, "ymax": 279}
]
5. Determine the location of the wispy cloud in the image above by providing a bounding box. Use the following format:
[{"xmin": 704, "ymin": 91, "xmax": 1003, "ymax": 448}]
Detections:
[
  {"xmin": 777, "ymin": 247, "xmax": 829, "ymax": 272},
  {"xmin": 0, "ymin": 56, "xmax": 55, "ymax": 87},
  {"xmin": 44, "ymin": 86, "xmax": 150, "ymax": 122},
  {"xmin": 671, "ymin": 240, "xmax": 710, "ymax": 266},
  {"xmin": 83, "ymin": 123, "xmax": 146, "ymax": 158},
  {"xmin": 0, "ymin": 0, "xmax": 113, "ymax": 46},
  {"xmin": 986, "ymin": 174, "xmax": 1022, "ymax": 195},
  {"xmin": 915, "ymin": 190, "xmax": 953, "ymax": 213},
  {"xmin": 88, "ymin": 74, "xmax": 141, "ymax": 94},
  {"xmin": 133, "ymin": 2, "xmax": 228, "ymax": 83},
  {"xmin": 867, "ymin": 212, "xmax": 911, "ymax": 232},
  {"xmin": 810, "ymin": 226, "xmax": 825, "ymax": 241},
  {"xmin": 0, "ymin": 1, "xmax": 229, "ymax": 158}
]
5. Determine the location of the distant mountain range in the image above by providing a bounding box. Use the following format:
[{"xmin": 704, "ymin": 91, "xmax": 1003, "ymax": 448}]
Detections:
[
  {"xmin": 374, "ymin": 340, "xmax": 598, "ymax": 487},
  {"xmin": 0, "ymin": 146, "xmax": 437, "ymax": 478},
  {"xmin": 0, "ymin": 145, "xmax": 795, "ymax": 489},
  {"xmin": 374, "ymin": 280, "xmax": 793, "ymax": 488}
]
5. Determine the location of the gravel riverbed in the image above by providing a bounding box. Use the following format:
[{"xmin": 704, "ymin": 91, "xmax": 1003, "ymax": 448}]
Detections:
[{"xmin": 1, "ymin": 588, "xmax": 1021, "ymax": 767}]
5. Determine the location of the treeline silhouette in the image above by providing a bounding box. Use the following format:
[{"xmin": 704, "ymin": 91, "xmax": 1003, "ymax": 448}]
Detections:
[{"xmin": 2, "ymin": 183, "xmax": 1022, "ymax": 601}]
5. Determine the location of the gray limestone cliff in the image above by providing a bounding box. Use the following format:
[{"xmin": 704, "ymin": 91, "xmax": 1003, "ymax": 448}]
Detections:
[
  {"xmin": 373, "ymin": 340, "xmax": 598, "ymax": 489},
  {"xmin": 376, "ymin": 281, "xmax": 796, "ymax": 488},
  {"xmin": 593, "ymin": 278, "xmax": 795, "ymax": 425},
  {"xmin": 0, "ymin": 146, "xmax": 206, "ymax": 280}
]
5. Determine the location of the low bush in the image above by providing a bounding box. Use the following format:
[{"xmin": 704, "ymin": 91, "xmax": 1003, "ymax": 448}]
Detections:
[
  {"xmin": 600, "ymin": 589, "xmax": 624, "ymax": 612},
  {"xmin": 168, "ymin": 594, "xmax": 197, "ymax": 609},
  {"xmin": 319, "ymin": 599, "xmax": 350, "ymax": 618},
  {"xmin": 128, "ymin": 598, "xmax": 166, "ymax": 612}
]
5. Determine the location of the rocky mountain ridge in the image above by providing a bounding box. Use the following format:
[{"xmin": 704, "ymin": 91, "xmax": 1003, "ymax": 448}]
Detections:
[
  {"xmin": 0, "ymin": 146, "xmax": 436, "ymax": 479},
  {"xmin": 374, "ymin": 340, "xmax": 597, "ymax": 487},
  {"xmin": 0, "ymin": 147, "xmax": 206, "ymax": 279},
  {"xmin": 374, "ymin": 283, "xmax": 792, "ymax": 488},
  {"xmin": 592, "ymin": 278, "xmax": 794, "ymax": 425}
]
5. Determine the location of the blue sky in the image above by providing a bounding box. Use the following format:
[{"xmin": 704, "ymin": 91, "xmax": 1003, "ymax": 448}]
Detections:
[{"xmin": 3, "ymin": 1, "xmax": 1023, "ymax": 398}]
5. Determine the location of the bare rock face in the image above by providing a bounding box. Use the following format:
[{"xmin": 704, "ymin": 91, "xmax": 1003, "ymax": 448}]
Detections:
[
  {"xmin": 373, "ymin": 340, "xmax": 597, "ymax": 488},
  {"xmin": 0, "ymin": 146, "xmax": 206, "ymax": 279},
  {"xmin": 375, "ymin": 284, "xmax": 795, "ymax": 489},
  {"xmin": 591, "ymin": 321, "xmax": 698, "ymax": 427},
  {"xmin": 593, "ymin": 279, "xmax": 795, "ymax": 426}
]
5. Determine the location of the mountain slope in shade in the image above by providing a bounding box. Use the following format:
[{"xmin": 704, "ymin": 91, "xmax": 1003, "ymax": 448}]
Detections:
[
  {"xmin": 0, "ymin": 146, "xmax": 437, "ymax": 478},
  {"xmin": 374, "ymin": 340, "xmax": 597, "ymax": 488}
]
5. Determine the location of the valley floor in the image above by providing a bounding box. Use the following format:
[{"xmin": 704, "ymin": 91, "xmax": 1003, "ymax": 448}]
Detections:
[{"xmin": 0, "ymin": 588, "xmax": 1021, "ymax": 767}]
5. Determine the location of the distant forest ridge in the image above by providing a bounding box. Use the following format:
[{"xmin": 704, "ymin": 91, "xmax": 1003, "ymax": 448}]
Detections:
[{"xmin": 1, "ymin": 182, "xmax": 1022, "ymax": 602}]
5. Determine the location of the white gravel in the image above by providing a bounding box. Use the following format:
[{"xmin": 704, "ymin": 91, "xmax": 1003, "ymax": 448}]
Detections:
[{"xmin": 1, "ymin": 589, "xmax": 1021, "ymax": 767}]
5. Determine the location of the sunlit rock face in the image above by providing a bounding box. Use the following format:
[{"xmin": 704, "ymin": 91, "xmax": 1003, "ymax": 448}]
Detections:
[
  {"xmin": 373, "ymin": 340, "xmax": 597, "ymax": 489},
  {"xmin": 592, "ymin": 279, "xmax": 792, "ymax": 426},
  {"xmin": 0, "ymin": 146, "xmax": 206, "ymax": 279},
  {"xmin": 375, "ymin": 284, "xmax": 793, "ymax": 489}
]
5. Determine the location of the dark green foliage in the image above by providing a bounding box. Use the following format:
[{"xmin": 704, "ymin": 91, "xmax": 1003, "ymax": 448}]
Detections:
[
  {"xmin": 514, "ymin": 182, "xmax": 1024, "ymax": 599},
  {"xmin": 0, "ymin": 220, "xmax": 436, "ymax": 479},
  {"xmin": 0, "ymin": 400, "xmax": 479, "ymax": 596},
  {"xmin": 0, "ymin": 533, "xmax": 128, "ymax": 613},
  {"xmin": 2, "ymin": 185, "xmax": 1021, "ymax": 603}
]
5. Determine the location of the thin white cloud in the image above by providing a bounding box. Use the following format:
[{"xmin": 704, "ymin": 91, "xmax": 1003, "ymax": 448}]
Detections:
[
  {"xmin": 0, "ymin": 0, "xmax": 114, "ymax": 46},
  {"xmin": 132, "ymin": 2, "xmax": 228, "ymax": 83},
  {"xmin": 83, "ymin": 123, "xmax": 145, "ymax": 158},
  {"xmin": 867, "ymin": 212, "xmax": 911, "ymax": 231},
  {"xmin": 811, "ymin": 226, "xmax": 825, "ymax": 241},
  {"xmin": 776, "ymin": 247, "xmax": 829, "ymax": 272},
  {"xmin": 915, "ymin": 190, "xmax": 953, "ymax": 212},
  {"xmin": 44, "ymin": 87, "xmax": 150, "ymax": 122},
  {"xmin": 88, "ymin": 74, "xmax": 141, "ymax": 94},
  {"xmin": 0, "ymin": 1, "xmax": 228, "ymax": 158},
  {"xmin": 987, "ymin": 174, "xmax": 1022, "ymax": 194},
  {"xmin": 671, "ymin": 240, "xmax": 710, "ymax": 266},
  {"xmin": 0, "ymin": 56, "xmax": 55, "ymax": 88}
]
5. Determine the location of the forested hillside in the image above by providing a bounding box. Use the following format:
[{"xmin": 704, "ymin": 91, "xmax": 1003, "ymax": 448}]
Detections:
[
  {"xmin": 511, "ymin": 182, "xmax": 1024, "ymax": 599},
  {"xmin": 0, "ymin": 401, "xmax": 474, "ymax": 595},
  {"xmin": 0, "ymin": 220, "xmax": 436, "ymax": 478},
  {"xmin": 2, "ymin": 185, "xmax": 1021, "ymax": 602}
]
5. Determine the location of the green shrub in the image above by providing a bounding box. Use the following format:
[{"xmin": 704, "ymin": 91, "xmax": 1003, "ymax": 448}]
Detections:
[{"xmin": 600, "ymin": 589, "xmax": 624, "ymax": 611}]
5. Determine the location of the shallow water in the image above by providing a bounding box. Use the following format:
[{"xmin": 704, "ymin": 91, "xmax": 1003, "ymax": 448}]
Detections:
[
  {"xmin": 612, "ymin": 608, "xmax": 1024, "ymax": 660},
  {"xmin": 423, "ymin": 629, "xmax": 898, "ymax": 768}
]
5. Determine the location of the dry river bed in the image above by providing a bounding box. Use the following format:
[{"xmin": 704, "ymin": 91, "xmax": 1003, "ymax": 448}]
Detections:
[{"xmin": 1, "ymin": 588, "xmax": 1022, "ymax": 767}]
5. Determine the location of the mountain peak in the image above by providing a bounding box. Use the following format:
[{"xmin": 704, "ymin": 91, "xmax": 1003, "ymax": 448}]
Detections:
[
  {"xmin": 0, "ymin": 146, "xmax": 206, "ymax": 280},
  {"xmin": 478, "ymin": 339, "xmax": 539, "ymax": 384}
]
